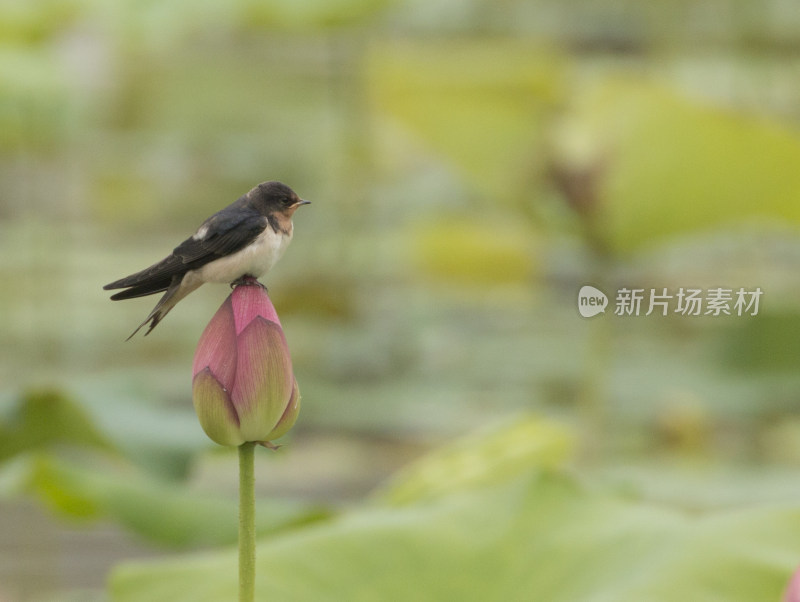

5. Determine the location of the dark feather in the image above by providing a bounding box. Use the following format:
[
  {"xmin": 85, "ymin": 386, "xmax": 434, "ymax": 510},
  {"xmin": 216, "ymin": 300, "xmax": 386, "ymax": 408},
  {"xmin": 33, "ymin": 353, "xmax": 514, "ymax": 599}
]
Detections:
[
  {"xmin": 125, "ymin": 274, "xmax": 198, "ymax": 340},
  {"xmin": 103, "ymin": 255, "xmax": 185, "ymax": 290},
  {"xmin": 103, "ymin": 209, "xmax": 267, "ymax": 295},
  {"xmin": 109, "ymin": 279, "xmax": 171, "ymax": 300},
  {"xmin": 172, "ymin": 210, "xmax": 266, "ymax": 263}
]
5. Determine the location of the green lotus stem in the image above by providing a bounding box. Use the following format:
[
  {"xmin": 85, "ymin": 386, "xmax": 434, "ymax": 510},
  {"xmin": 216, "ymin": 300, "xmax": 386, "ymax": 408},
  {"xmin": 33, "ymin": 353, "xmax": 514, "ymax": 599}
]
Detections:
[{"xmin": 239, "ymin": 442, "xmax": 256, "ymax": 602}]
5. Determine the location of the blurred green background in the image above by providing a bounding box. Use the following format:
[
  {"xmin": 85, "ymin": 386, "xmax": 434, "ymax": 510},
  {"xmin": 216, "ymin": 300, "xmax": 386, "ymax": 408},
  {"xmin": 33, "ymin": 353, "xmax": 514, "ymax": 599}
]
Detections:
[{"xmin": 4, "ymin": 0, "xmax": 800, "ymax": 600}]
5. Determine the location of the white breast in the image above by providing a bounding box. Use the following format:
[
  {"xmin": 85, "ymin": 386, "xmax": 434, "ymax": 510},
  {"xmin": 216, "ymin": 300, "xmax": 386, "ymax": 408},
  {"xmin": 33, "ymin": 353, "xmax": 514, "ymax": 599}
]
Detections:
[{"xmin": 194, "ymin": 227, "xmax": 292, "ymax": 284}]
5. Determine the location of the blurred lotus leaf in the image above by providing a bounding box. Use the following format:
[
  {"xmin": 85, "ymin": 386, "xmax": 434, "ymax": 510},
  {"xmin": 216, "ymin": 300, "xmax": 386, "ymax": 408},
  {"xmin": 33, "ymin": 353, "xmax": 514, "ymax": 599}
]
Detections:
[
  {"xmin": 719, "ymin": 309, "xmax": 800, "ymax": 373},
  {"xmin": 553, "ymin": 79, "xmax": 800, "ymax": 254},
  {"xmin": 110, "ymin": 414, "xmax": 800, "ymax": 602},
  {"xmin": 369, "ymin": 39, "xmax": 565, "ymax": 205},
  {"xmin": 272, "ymin": 274, "xmax": 357, "ymax": 320},
  {"xmin": 413, "ymin": 217, "xmax": 537, "ymax": 285},
  {"xmin": 20, "ymin": 454, "xmax": 329, "ymax": 547},
  {"xmin": 242, "ymin": 0, "xmax": 393, "ymax": 29},
  {"xmin": 375, "ymin": 414, "xmax": 573, "ymax": 505},
  {"xmin": 0, "ymin": 389, "xmax": 114, "ymax": 461},
  {"xmin": 0, "ymin": 380, "xmax": 218, "ymax": 480}
]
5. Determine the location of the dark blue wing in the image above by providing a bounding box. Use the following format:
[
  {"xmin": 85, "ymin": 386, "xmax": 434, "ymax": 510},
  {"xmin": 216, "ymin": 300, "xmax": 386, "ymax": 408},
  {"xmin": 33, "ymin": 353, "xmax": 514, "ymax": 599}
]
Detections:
[
  {"xmin": 173, "ymin": 209, "xmax": 266, "ymax": 263},
  {"xmin": 104, "ymin": 207, "xmax": 267, "ymax": 296}
]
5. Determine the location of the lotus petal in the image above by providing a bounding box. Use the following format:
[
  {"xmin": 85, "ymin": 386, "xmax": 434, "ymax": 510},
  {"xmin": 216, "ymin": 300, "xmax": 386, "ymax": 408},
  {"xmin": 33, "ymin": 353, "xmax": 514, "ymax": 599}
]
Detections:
[
  {"xmin": 192, "ymin": 368, "xmax": 243, "ymax": 446},
  {"xmin": 231, "ymin": 283, "xmax": 281, "ymax": 335},
  {"xmin": 232, "ymin": 317, "xmax": 294, "ymax": 442},
  {"xmin": 265, "ymin": 378, "xmax": 301, "ymax": 443},
  {"xmin": 192, "ymin": 296, "xmax": 237, "ymax": 393}
]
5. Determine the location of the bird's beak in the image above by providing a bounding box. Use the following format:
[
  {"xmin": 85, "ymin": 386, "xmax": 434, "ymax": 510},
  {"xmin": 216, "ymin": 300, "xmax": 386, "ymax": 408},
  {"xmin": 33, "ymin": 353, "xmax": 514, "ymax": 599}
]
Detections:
[{"xmin": 287, "ymin": 199, "xmax": 311, "ymax": 216}]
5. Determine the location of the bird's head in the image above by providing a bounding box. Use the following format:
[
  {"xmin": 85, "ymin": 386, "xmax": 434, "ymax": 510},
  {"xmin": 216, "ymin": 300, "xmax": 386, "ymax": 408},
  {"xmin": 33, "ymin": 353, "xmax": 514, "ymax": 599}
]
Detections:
[{"xmin": 251, "ymin": 181, "xmax": 311, "ymax": 218}]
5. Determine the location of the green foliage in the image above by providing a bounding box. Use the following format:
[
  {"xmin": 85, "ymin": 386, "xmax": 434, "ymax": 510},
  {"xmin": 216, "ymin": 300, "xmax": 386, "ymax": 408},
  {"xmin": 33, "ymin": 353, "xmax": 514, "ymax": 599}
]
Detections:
[
  {"xmin": 241, "ymin": 0, "xmax": 393, "ymax": 29},
  {"xmin": 0, "ymin": 387, "xmax": 328, "ymax": 547},
  {"xmin": 0, "ymin": 389, "xmax": 113, "ymax": 461},
  {"xmin": 556, "ymin": 79, "xmax": 800, "ymax": 253},
  {"xmin": 109, "ymin": 416, "xmax": 800, "ymax": 601},
  {"xmin": 376, "ymin": 415, "xmax": 573, "ymax": 505},
  {"xmin": 720, "ymin": 310, "xmax": 800, "ymax": 373},
  {"xmin": 412, "ymin": 217, "xmax": 536, "ymax": 285},
  {"xmin": 1, "ymin": 379, "xmax": 209, "ymax": 480},
  {"xmin": 371, "ymin": 41, "xmax": 800, "ymax": 255},
  {"xmin": 369, "ymin": 40, "xmax": 565, "ymax": 205},
  {"xmin": 21, "ymin": 454, "xmax": 328, "ymax": 547}
]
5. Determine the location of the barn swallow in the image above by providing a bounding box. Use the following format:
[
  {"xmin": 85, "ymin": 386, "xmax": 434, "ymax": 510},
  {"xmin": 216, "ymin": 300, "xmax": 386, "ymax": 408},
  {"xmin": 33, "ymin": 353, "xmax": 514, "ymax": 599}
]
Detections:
[{"xmin": 104, "ymin": 181, "xmax": 309, "ymax": 339}]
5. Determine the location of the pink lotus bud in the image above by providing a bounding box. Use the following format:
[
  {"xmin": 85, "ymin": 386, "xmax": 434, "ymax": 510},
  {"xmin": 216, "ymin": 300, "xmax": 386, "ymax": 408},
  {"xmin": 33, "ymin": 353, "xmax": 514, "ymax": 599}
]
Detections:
[
  {"xmin": 192, "ymin": 278, "xmax": 300, "ymax": 447},
  {"xmin": 786, "ymin": 565, "xmax": 800, "ymax": 602}
]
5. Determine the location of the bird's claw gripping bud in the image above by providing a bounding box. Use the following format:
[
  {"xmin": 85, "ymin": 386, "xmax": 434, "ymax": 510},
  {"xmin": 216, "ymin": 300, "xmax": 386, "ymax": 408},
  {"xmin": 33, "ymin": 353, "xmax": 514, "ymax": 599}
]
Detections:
[{"xmin": 230, "ymin": 275, "xmax": 267, "ymax": 290}]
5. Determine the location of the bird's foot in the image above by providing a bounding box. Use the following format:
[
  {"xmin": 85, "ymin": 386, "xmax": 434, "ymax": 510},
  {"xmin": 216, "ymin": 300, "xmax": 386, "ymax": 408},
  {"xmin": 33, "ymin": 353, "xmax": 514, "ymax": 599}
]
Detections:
[{"xmin": 230, "ymin": 275, "xmax": 266, "ymax": 290}]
